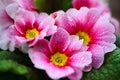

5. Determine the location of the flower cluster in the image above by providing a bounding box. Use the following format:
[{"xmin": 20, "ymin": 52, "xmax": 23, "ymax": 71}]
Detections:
[{"xmin": 0, "ymin": 0, "xmax": 118, "ymax": 80}]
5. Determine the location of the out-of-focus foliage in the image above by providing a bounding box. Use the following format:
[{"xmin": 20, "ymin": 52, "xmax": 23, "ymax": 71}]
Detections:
[
  {"xmin": 0, "ymin": 50, "xmax": 51, "ymax": 80},
  {"xmin": 34, "ymin": 0, "xmax": 72, "ymax": 13}
]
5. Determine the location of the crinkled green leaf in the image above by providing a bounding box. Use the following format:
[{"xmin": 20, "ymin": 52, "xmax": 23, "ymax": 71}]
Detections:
[
  {"xmin": 34, "ymin": 0, "xmax": 72, "ymax": 13},
  {"xmin": 115, "ymin": 34, "xmax": 120, "ymax": 48},
  {"xmin": 82, "ymin": 47, "xmax": 120, "ymax": 80}
]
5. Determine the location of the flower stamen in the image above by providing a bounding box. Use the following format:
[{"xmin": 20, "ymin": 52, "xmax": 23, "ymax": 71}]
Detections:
[
  {"xmin": 51, "ymin": 52, "xmax": 68, "ymax": 66},
  {"xmin": 76, "ymin": 31, "xmax": 91, "ymax": 45},
  {"xmin": 25, "ymin": 28, "xmax": 39, "ymax": 39}
]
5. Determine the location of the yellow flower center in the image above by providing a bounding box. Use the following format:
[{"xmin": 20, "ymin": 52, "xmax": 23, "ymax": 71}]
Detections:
[
  {"xmin": 51, "ymin": 52, "xmax": 68, "ymax": 67},
  {"xmin": 25, "ymin": 28, "xmax": 39, "ymax": 39},
  {"xmin": 76, "ymin": 31, "xmax": 91, "ymax": 45}
]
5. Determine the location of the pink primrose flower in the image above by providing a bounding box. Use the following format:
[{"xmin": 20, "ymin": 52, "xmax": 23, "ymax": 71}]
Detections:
[
  {"xmin": 0, "ymin": 0, "xmax": 38, "ymax": 51},
  {"xmin": 29, "ymin": 28, "xmax": 92, "ymax": 80},
  {"xmin": 72, "ymin": 0, "xmax": 119, "ymax": 34},
  {"xmin": 9, "ymin": 9, "xmax": 56, "ymax": 46},
  {"xmin": 55, "ymin": 7, "xmax": 116, "ymax": 69}
]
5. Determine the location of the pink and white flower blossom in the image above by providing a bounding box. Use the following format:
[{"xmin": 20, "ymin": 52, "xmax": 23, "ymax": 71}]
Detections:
[
  {"xmin": 0, "ymin": 0, "xmax": 38, "ymax": 51},
  {"xmin": 55, "ymin": 7, "xmax": 116, "ymax": 69},
  {"xmin": 29, "ymin": 28, "xmax": 92, "ymax": 80},
  {"xmin": 9, "ymin": 9, "xmax": 56, "ymax": 46},
  {"xmin": 72, "ymin": 0, "xmax": 119, "ymax": 34}
]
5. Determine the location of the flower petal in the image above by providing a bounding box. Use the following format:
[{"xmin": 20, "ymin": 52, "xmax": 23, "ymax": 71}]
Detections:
[
  {"xmin": 83, "ymin": 8, "xmax": 100, "ymax": 32},
  {"xmin": 46, "ymin": 64, "xmax": 74, "ymax": 79},
  {"xmin": 77, "ymin": 7, "xmax": 89, "ymax": 25},
  {"xmin": 5, "ymin": 2, "xmax": 19, "ymax": 19},
  {"xmin": 70, "ymin": 52, "xmax": 92, "ymax": 69},
  {"xmin": 15, "ymin": 18, "xmax": 26, "ymax": 34},
  {"xmin": 68, "ymin": 68, "xmax": 83, "ymax": 80},
  {"xmin": 15, "ymin": 36, "xmax": 27, "ymax": 44},
  {"xmin": 110, "ymin": 17, "xmax": 120, "ymax": 34},
  {"xmin": 65, "ymin": 35, "xmax": 83, "ymax": 54},
  {"xmin": 94, "ymin": 41, "xmax": 116, "ymax": 53},
  {"xmin": 15, "ymin": 9, "xmax": 35, "ymax": 28},
  {"xmin": 50, "ymin": 10, "xmax": 65, "ymax": 20},
  {"xmin": 88, "ymin": 44, "xmax": 105, "ymax": 68},
  {"xmin": 0, "ymin": 0, "xmax": 14, "ymax": 28},
  {"xmin": 29, "ymin": 50, "xmax": 49, "ymax": 69},
  {"xmin": 92, "ymin": 34, "xmax": 116, "ymax": 43},
  {"xmin": 66, "ymin": 8, "xmax": 79, "ymax": 21},
  {"xmin": 72, "ymin": 0, "xmax": 97, "ymax": 9},
  {"xmin": 56, "ymin": 13, "xmax": 77, "ymax": 34},
  {"xmin": 46, "ymin": 25, "xmax": 57, "ymax": 36},
  {"xmin": 83, "ymin": 64, "xmax": 92, "ymax": 72},
  {"xmin": 49, "ymin": 28, "xmax": 70, "ymax": 53},
  {"xmin": 30, "ymin": 39, "xmax": 50, "ymax": 56},
  {"xmin": 0, "ymin": 27, "xmax": 16, "ymax": 51},
  {"xmin": 16, "ymin": 0, "xmax": 37, "ymax": 11},
  {"xmin": 39, "ymin": 16, "xmax": 55, "ymax": 30},
  {"xmin": 36, "ymin": 13, "xmax": 48, "ymax": 23},
  {"xmin": 90, "ymin": 15, "xmax": 115, "ymax": 35}
]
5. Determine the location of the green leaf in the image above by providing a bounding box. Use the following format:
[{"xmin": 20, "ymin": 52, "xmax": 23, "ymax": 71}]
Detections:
[
  {"xmin": 0, "ymin": 50, "xmax": 33, "ymax": 66},
  {"xmin": 34, "ymin": 0, "xmax": 52, "ymax": 13},
  {"xmin": 0, "ymin": 60, "xmax": 40, "ymax": 80},
  {"xmin": 115, "ymin": 34, "xmax": 120, "ymax": 48},
  {"xmin": 34, "ymin": 0, "xmax": 72, "ymax": 13},
  {"xmin": 0, "ymin": 50, "xmax": 32, "ymax": 79},
  {"xmin": 59, "ymin": 0, "xmax": 72, "ymax": 11},
  {"xmin": 0, "ymin": 60, "xmax": 29, "ymax": 75},
  {"xmin": 0, "ymin": 50, "xmax": 50, "ymax": 80},
  {"xmin": 82, "ymin": 47, "xmax": 120, "ymax": 80},
  {"xmin": 0, "ymin": 51, "xmax": 17, "ymax": 60}
]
